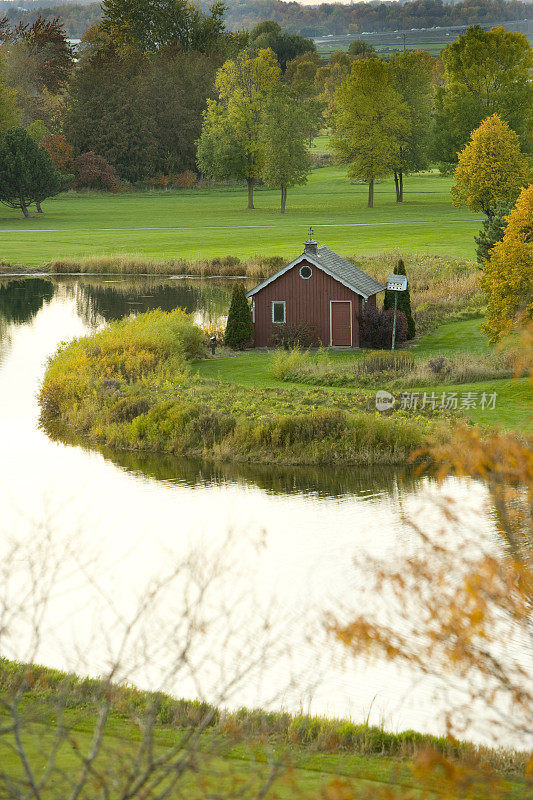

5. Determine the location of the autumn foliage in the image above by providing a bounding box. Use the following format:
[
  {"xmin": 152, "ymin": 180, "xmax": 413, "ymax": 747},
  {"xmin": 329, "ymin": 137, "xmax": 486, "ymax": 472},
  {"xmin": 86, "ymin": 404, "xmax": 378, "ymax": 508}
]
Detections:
[
  {"xmin": 451, "ymin": 114, "xmax": 529, "ymax": 219},
  {"xmin": 481, "ymin": 183, "xmax": 533, "ymax": 342}
]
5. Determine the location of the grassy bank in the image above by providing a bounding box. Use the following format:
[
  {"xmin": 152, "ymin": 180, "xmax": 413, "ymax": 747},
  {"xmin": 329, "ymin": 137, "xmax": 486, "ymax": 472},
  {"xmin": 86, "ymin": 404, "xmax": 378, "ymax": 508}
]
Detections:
[
  {"xmin": 195, "ymin": 319, "xmax": 532, "ymax": 434},
  {"xmin": 39, "ymin": 308, "xmax": 449, "ymax": 467},
  {"xmin": 1, "ymin": 659, "xmax": 530, "ymax": 800},
  {"xmin": 0, "ymin": 166, "xmax": 481, "ymax": 267}
]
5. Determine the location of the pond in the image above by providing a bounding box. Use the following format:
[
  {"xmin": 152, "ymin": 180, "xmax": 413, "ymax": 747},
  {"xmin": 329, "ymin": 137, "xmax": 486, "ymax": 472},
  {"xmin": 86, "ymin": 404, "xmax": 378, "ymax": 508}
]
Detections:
[{"xmin": 0, "ymin": 275, "xmax": 526, "ymax": 749}]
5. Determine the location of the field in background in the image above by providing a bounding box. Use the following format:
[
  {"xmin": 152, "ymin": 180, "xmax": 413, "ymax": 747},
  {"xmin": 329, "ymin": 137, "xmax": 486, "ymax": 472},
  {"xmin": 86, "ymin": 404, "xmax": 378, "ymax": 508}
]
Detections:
[
  {"xmin": 314, "ymin": 19, "xmax": 533, "ymax": 57},
  {"xmin": 0, "ymin": 155, "xmax": 481, "ymax": 268}
]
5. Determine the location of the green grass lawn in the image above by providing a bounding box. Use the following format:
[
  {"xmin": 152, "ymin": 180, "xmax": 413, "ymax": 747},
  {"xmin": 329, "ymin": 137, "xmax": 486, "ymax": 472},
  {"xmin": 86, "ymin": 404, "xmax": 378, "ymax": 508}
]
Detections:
[
  {"xmin": 0, "ymin": 165, "xmax": 481, "ymax": 267},
  {"xmin": 1, "ymin": 708, "xmax": 529, "ymax": 800},
  {"xmin": 195, "ymin": 319, "xmax": 532, "ymax": 434}
]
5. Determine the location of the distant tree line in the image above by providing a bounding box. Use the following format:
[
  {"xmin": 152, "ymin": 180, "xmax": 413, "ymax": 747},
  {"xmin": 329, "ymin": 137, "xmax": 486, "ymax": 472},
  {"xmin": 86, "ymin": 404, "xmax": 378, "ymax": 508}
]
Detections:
[{"xmin": 3, "ymin": 0, "xmax": 532, "ymax": 39}]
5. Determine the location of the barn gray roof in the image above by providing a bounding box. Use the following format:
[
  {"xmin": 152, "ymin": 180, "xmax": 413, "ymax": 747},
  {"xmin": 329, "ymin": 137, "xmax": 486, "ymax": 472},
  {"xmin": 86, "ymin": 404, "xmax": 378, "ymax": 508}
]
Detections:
[{"xmin": 246, "ymin": 243, "xmax": 385, "ymax": 300}]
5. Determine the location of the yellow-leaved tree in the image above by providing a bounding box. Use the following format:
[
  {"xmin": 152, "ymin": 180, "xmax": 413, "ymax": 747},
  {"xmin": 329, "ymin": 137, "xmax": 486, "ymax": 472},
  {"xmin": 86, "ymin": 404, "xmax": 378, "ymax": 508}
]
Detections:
[
  {"xmin": 451, "ymin": 114, "xmax": 529, "ymax": 220},
  {"xmin": 482, "ymin": 183, "xmax": 533, "ymax": 342}
]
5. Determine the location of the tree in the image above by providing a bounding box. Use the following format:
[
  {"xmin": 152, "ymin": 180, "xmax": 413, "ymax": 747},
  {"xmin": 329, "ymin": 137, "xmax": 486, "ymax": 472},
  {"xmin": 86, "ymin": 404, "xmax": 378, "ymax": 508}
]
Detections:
[
  {"xmin": 9, "ymin": 15, "xmax": 74, "ymax": 93},
  {"xmin": 101, "ymin": 0, "xmax": 226, "ymax": 54},
  {"xmin": 475, "ymin": 199, "xmax": 514, "ymax": 265},
  {"xmin": 389, "ymin": 49, "xmax": 434, "ymax": 203},
  {"xmin": 247, "ymin": 20, "xmax": 315, "ymax": 72},
  {"xmin": 224, "ymin": 283, "xmax": 253, "ymax": 349},
  {"xmin": 434, "ymin": 26, "xmax": 533, "ymax": 170},
  {"xmin": 383, "ymin": 258, "xmax": 415, "ymax": 339},
  {"xmin": 451, "ymin": 114, "xmax": 529, "ymax": 222},
  {"xmin": 66, "ymin": 42, "xmax": 217, "ymax": 182},
  {"xmin": 261, "ymin": 86, "xmax": 311, "ymax": 213},
  {"xmin": 40, "ymin": 132, "xmax": 74, "ymax": 171},
  {"xmin": 481, "ymin": 183, "xmax": 533, "ymax": 343},
  {"xmin": 0, "ymin": 127, "xmax": 63, "ymax": 217},
  {"xmin": 27, "ymin": 119, "xmax": 49, "ymax": 143},
  {"xmin": 347, "ymin": 38, "xmax": 375, "ymax": 58},
  {"xmin": 197, "ymin": 48, "xmax": 281, "ymax": 210},
  {"xmin": 331, "ymin": 58, "xmax": 410, "ymax": 208},
  {"xmin": 0, "ymin": 51, "xmax": 19, "ymax": 132}
]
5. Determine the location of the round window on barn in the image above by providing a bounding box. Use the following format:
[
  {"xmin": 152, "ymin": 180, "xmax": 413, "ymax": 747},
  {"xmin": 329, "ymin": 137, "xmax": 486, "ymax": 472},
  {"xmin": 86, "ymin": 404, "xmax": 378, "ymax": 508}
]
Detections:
[{"xmin": 300, "ymin": 265, "xmax": 312, "ymax": 279}]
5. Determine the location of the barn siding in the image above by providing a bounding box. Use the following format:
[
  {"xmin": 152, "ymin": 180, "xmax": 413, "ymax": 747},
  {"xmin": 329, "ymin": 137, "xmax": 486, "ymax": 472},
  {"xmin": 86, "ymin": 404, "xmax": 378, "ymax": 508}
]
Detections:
[{"xmin": 252, "ymin": 259, "xmax": 363, "ymax": 347}]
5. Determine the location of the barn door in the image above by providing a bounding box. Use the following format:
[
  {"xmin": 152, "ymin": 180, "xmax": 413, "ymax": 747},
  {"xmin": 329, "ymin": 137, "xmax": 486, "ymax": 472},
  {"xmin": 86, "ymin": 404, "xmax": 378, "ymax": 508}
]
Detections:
[{"xmin": 330, "ymin": 301, "xmax": 352, "ymax": 347}]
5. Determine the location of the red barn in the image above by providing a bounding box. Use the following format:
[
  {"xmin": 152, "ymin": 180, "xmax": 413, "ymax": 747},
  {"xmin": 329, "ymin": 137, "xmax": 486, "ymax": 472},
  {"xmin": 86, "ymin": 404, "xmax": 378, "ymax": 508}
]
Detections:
[{"xmin": 247, "ymin": 238, "xmax": 385, "ymax": 347}]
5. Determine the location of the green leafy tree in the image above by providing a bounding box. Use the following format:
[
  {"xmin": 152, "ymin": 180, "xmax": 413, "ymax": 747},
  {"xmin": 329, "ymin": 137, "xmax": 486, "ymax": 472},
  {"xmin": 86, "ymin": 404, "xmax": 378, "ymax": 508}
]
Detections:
[
  {"xmin": 197, "ymin": 48, "xmax": 282, "ymax": 209},
  {"xmin": 224, "ymin": 283, "xmax": 253, "ymax": 349},
  {"xmin": 0, "ymin": 51, "xmax": 19, "ymax": 131},
  {"xmin": 389, "ymin": 49, "xmax": 434, "ymax": 203},
  {"xmin": 383, "ymin": 258, "xmax": 415, "ymax": 339},
  {"xmin": 101, "ymin": 0, "xmax": 226, "ymax": 54},
  {"xmin": 347, "ymin": 38, "xmax": 375, "ymax": 58},
  {"xmin": 0, "ymin": 126, "xmax": 63, "ymax": 217},
  {"xmin": 475, "ymin": 200, "xmax": 513, "ymax": 265},
  {"xmin": 27, "ymin": 119, "xmax": 50, "ymax": 143},
  {"xmin": 261, "ymin": 85, "xmax": 311, "ymax": 213},
  {"xmin": 247, "ymin": 21, "xmax": 315, "ymax": 72},
  {"xmin": 331, "ymin": 58, "xmax": 410, "ymax": 208},
  {"xmin": 66, "ymin": 42, "xmax": 217, "ymax": 182},
  {"xmin": 434, "ymin": 26, "xmax": 533, "ymax": 170},
  {"xmin": 451, "ymin": 114, "xmax": 529, "ymax": 220}
]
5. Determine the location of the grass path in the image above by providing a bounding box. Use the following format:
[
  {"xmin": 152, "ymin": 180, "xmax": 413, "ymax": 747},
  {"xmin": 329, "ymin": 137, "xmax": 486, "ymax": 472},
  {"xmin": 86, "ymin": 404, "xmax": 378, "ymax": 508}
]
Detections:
[
  {"xmin": 194, "ymin": 319, "xmax": 532, "ymax": 433},
  {"xmin": 0, "ymin": 167, "xmax": 481, "ymax": 267}
]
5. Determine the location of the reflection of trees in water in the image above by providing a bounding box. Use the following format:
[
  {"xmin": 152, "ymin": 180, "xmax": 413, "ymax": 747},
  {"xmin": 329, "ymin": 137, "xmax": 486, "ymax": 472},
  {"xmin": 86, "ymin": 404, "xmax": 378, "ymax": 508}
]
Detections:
[
  {"xmin": 62, "ymin": 277, "xmax": 240, "ymax": 327},
  {"xmin": 99, "ymin": 447, "xmax": 417, "ymax": 499},
  {"xmin": 46, "ymin": 423, "xmax": 417, "ymax": 499},
  {"xmin": 0, "ymin": 279, "xmax": 54, "ymax": 324}
]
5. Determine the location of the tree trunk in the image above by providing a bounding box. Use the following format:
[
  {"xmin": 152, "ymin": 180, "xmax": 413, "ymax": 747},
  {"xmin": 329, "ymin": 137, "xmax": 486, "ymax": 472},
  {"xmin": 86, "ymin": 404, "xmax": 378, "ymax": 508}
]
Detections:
[
  {"xmin": 36, "ymin": 200, "xmax": 43, "ymax": 213},
  {"xmin": 399, "ymin": 171, "xmax": 403, "ymax": 203},
  {"xmin": 247, "ymin": 178, "xmax": 254, "ymax": 210},
  {"xmin": 280, "ymin": 186, "xmax": 287, "ymax": 214},
  {"xmin": 394, "ymin": 172, "xmax": 400, "ymax": 203},
  {"xmin": 20, "ymin": 199, "xmax": 30, "ymax": 218},
  {"xmin": 368, "ymin": 180, "xmax": 374, "ymax": 209}
]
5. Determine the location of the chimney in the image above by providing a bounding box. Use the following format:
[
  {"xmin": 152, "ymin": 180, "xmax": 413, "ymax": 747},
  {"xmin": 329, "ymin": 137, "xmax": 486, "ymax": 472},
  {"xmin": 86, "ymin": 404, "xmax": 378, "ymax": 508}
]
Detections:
[{"xmin": 304, "ymin": 238, "xmax": 318, "ymax": 256}]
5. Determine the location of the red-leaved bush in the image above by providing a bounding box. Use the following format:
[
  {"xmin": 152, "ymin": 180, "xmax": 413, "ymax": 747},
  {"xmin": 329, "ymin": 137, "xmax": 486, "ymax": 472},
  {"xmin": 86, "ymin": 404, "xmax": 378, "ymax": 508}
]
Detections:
[
  {"xmin": 360, "ymin": 306, "xmax": 408, "ymax": 349},
  {"xmin": 71, "ymin": 151, "xmax": 119, "ymax": 191}
]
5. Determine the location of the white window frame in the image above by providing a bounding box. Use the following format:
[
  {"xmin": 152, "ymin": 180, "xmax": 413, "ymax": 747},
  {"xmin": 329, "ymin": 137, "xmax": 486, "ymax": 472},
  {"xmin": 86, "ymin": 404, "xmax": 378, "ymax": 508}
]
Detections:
[
  {"xmin": 329, "ymin": 300, "xmax": 352, "ymax": 347},
  {"xmin": 299, "ymin": 265, "xmax": 312, "ymax": 279},
  {"xmin": 272, "ymin": 301, "xmax": 286, "ymax": 324}
]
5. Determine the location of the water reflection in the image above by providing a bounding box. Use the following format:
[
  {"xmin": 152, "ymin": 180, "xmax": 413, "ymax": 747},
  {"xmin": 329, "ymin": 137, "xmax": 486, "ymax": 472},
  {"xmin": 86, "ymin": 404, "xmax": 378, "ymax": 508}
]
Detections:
[
  {"xmin": 61, "ymin": 276, "xmax": 241, "ymax": 327},
  {"xmin": 100, "ymin": 449, "xmax": 418, "ymax": 500},
  {"xmin": 0, "ymin": 278, "xmax": 54, "ymax": 324}
]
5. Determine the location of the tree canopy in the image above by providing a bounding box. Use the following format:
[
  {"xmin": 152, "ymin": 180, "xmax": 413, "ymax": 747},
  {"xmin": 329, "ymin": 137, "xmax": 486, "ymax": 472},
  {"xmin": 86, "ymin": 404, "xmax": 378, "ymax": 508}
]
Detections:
[
  {"xmin": 197, "ymin": 48, "xmax": 282, "ymax": 209},
  {"xmin": 482, "ymin": 183, "xmax": 533, "ymax": 342},
  {"xmin": 331, "ymin": 58, "xmax": 410, "ymax": 208},
  {"xmin": 260, "ymin": 85, "xmax": 311, "ymax": 213},
  {"xmin": 451, "ymin": 113, "xmax": 529, "ymax": 220},
  {"xmin": 389, "ymin": 49, "xmax": 434, "ymax": 202},
  {"xmin": 100, "ymin": 0, "xmax": 226, "ymax": 54},
  {"xmin": 247, "ymin": 20, "xmax": 315, "ymax": 71},
  {"xmin": 434, "ymin": 26, "xmax": 533, "ymax": 168}
]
